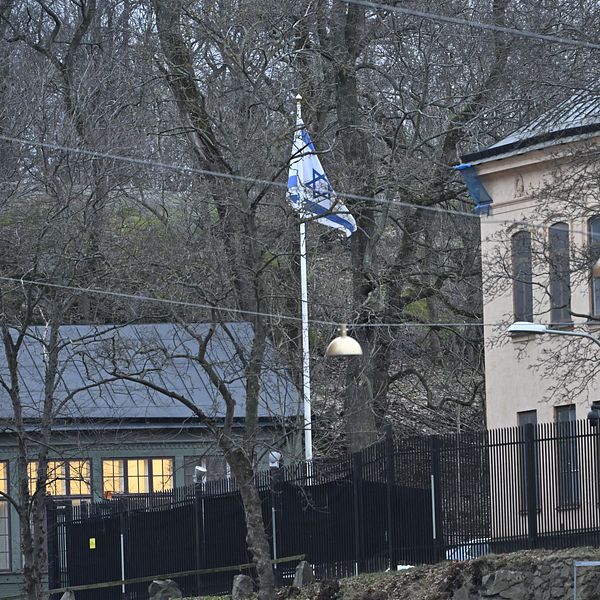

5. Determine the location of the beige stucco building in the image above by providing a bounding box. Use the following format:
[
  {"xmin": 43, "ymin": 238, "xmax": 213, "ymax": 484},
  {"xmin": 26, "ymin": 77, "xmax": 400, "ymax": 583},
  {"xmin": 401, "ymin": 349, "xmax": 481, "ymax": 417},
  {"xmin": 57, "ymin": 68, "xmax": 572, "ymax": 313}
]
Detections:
[
  {"xmin": 461, "ymin": 89, "xmax": 600, "ymax": 429},
  {"xmin": 457, "ymin": 90, "xmax": 600, "ymax": 538}
]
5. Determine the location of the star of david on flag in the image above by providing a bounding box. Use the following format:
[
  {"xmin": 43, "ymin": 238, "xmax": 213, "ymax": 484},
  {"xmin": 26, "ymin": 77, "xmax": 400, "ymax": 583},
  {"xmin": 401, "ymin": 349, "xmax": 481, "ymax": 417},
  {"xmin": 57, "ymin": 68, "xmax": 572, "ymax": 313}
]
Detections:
[{"xmin": 287, "ymin": 119, "xmax": 357, "ymax": 237}]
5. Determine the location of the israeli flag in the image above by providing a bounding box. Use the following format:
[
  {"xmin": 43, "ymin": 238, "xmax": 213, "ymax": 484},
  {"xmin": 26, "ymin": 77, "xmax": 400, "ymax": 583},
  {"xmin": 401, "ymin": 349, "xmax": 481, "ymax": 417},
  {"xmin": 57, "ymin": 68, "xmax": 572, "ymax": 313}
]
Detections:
[{"xmin": 287, "ymin": 119, "xmax": 357, "ymax": 237}]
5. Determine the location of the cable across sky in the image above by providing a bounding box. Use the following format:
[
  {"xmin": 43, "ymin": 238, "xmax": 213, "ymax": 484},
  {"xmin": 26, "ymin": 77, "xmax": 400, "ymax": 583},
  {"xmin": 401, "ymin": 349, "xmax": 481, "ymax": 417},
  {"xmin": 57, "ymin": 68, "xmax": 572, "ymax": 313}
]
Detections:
[{"xmin": 343, "ymin": 0, "xmax": 600, "ymax": 51}]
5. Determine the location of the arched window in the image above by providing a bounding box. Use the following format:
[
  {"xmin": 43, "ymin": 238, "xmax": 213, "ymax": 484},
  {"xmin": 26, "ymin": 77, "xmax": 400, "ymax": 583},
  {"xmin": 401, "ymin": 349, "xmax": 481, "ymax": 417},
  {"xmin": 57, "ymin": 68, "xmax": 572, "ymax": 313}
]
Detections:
[
  {"xmin": 548, "ymin": 222, "xmax": 571, "ymax": 325},
  {"xmin": 589, "ymin": 217, "xmax": 600, "ymax": 316},
  {"xmin": 511, "ymin": 231, "xmax": 533, "ymax": 322}
]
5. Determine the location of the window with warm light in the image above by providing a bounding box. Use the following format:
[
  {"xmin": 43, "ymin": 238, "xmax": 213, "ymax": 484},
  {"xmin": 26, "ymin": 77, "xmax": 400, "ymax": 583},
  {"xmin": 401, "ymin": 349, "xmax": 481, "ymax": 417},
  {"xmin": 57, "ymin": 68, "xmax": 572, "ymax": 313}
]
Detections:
[
  {"xmin": 102, "ymin": 458, "xmax": 173, "ymax": 495},
  {"xmin": 28, "ymin": 461, "xmax": 91, "ymax": 497},
  {"xmin": 127, "ymin": 459, "xmax": 149, "ymax": 494},
  {"xmin": 102, "ymin": 460, "xmax": 125, "ymax": 495},
  {"xmin": 152, "ymin": 459, "xmax": 173, "ymax": 492},
  {"xmin": 0, "ymin": 462, "xmax": 10, "ymax": 570}
]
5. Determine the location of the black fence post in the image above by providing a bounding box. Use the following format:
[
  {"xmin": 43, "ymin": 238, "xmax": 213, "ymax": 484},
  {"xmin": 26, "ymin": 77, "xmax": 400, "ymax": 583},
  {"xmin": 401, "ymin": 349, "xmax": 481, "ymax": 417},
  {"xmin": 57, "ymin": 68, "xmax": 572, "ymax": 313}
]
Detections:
[
  {"xmin": 45, "ymin": 499, "xmax": 58, "ymax": 593},
  {"xmin": 430, "ymin": 436, "xmax": 443, "ymax": 562},
  {"xmin": 384, "ymin": 425, "xmax": 396, "ymax": 569},
  {"xmin": 524, "ymin": 423, "xmax": 538, "ymax": 548},
  {"xmin": 194, "ymin": 484, "xmax": 204, "ymax": 596},
  {"xmin": 352, "ymin": 452, "xmax": 364, "ymax": 573}
]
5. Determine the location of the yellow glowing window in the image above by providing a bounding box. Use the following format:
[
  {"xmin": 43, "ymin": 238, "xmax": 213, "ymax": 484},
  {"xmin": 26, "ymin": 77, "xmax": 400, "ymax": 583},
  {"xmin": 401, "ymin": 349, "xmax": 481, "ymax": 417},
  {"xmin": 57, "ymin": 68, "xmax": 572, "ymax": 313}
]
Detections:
[
  {"xmin": 27, "ymin": 462, "xmax": 36, "ymax": 496},
  {"xmin": 0, "ymin": 462, "xmax": 7, "ymax": 495},
  {"xmin": 152, "ymin": 459, "xmax": 173, "ymax": 492},
  {"xmin": 102, "ymin": 460, "xmax": 125, "ymax": 495},
  {"xmin": 127, "ymin": 460, "xmax": 149, "ymax": 494},
  {"xmin": 69, "ymin": 461, "xmax": 91, "ymax": 496},
  {"xmin": 28, "ymin": 462, "xmax": 66, "ymax": 496}
]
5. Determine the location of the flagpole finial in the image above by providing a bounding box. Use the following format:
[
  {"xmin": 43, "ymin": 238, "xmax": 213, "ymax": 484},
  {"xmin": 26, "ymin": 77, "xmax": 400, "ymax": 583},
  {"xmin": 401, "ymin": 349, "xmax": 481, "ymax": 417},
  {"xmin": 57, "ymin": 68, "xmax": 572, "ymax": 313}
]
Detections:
[{"xmin": 295, "ymin": 94, "xmax": 303, "ymax": 123}]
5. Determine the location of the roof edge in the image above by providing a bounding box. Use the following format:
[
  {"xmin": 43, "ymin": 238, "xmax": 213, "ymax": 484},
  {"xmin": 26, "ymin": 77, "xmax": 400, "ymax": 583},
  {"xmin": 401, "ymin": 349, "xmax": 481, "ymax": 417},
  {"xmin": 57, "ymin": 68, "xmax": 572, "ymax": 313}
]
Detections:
[{"xmin": 461, "ymin": 122, "xmax": 600, "ymax": 164}]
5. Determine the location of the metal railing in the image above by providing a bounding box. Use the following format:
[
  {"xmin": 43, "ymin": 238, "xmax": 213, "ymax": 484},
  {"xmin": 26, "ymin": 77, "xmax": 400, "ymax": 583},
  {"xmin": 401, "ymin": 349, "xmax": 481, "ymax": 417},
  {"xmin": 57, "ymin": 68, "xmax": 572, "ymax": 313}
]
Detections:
[{"xmin": 46, "ymin": 420, "xmax": 600, "ymax": 599}]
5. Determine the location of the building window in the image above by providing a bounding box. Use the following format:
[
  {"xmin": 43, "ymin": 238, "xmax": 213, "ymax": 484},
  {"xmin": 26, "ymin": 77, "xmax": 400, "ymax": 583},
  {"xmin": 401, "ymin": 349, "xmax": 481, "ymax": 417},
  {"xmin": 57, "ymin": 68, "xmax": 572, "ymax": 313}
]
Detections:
[
  {"xmin": 589, "ymin": 217, "xmax": 600, "ymax": 316},
  {"xmin": 102, "ymin": 458, "xmax": 173, "ymax": 497},
  {"xmin": 28, "ymin": 461, "xmax": 91, "ymax": 497},
  {"xmin": 183, "ymin": 456, "xmax": 228, "ymax": 486},
  {"xmin": 0, "ymin": 462, "xmax": 10, "ymax": 571},
  {"xmin": 102, "ymin": 459, "xmax": 125, "ymax": 495},
  {"xmin": 152, "ymin": 459, "xmax": 174, "ymax": 492},
  {"xmin": 549, "ymin": 222, "xmax": 571, "ymax": 325},
  {"xmin": 512, "ymin": 231, "xmax": 533, "ymax": 322},
  {"xmin": 518, "ymin": 410, "xmax": 539, "ymax": 512},
  {"xmin": 556, "ymin": 405, "xmax": 579, "ymax": 508},
  {"xmin": 127, "ymin": 460, "xmax": 149, "ymax": 494}
]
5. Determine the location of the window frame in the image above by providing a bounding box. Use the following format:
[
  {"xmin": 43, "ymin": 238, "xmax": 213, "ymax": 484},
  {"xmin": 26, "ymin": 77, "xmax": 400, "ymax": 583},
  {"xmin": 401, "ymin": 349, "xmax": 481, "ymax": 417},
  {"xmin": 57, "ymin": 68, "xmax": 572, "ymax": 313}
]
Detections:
[
  {"xmin": 588, "ymin": 216, "xmax": 600, "ymax": 316},
  {"xmin": 511, "ymin": 230, "xmax": 534, "ymax": 323},
  {"xmin": 517, "ymin": 410, "xmax": 540, "ymax": 513},
  {"xmin": 548, "ymin": 222, "xmax": 572, "ymax": 325},
  {"xmin": 0, "ymin": 461, "xmax": 11, "ymax": 572},
  {"xmin": 102, "ymin": 457, "xmax": 174, "ymax": 497},
  {"xmin": 27, "ymin": 460, "xmax": 92, "ymax": 498},
  {"xmin": 555, "ymin": 405, "xmax": 580, "ymax": 509}
]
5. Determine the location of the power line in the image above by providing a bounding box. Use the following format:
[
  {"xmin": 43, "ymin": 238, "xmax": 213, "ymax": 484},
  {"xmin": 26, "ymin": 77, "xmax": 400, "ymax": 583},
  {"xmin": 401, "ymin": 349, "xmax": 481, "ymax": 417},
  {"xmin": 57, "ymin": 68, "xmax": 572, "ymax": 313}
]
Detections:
[
  {"xmin": 0, "ymin": 275, "xmax": 486, "ymax": 330},
  {"xmin": 0, "ymin": 134, "xmax": 479, "ymax": 219},
  {"xmin": 344, "ymin": 0, "xmax": 600, "ymax": 51},
  {"xmin": 4, "ymin": 133, "xmax": 600, "ymax": 240}
]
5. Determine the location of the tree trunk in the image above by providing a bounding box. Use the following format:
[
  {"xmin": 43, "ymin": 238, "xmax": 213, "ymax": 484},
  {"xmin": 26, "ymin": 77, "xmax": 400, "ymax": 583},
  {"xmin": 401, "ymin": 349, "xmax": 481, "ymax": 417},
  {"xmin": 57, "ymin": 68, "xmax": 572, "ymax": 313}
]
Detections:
[{"xmin": 227, "ymin": 449, "xmax": 275, "ymax": 600}]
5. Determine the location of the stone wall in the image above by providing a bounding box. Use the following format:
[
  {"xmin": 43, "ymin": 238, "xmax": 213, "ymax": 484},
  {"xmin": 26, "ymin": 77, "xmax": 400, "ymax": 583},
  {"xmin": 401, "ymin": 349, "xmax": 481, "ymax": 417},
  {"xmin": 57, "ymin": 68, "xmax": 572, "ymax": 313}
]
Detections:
[{"xmin": 449, "ymin": 548, "xmax": 600, "ymax": 600}]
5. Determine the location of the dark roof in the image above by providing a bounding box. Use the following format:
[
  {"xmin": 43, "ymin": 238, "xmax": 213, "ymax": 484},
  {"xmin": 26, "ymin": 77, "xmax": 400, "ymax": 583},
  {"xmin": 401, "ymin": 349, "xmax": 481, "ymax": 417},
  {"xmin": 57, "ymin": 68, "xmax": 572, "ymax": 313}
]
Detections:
[
  {"xmin": 462, "ymin": 87, "xmax": 600, "ymax": 163},
  {"xmin": 0, "ymin": 323, "xmax": 299, "ymax": 423}
]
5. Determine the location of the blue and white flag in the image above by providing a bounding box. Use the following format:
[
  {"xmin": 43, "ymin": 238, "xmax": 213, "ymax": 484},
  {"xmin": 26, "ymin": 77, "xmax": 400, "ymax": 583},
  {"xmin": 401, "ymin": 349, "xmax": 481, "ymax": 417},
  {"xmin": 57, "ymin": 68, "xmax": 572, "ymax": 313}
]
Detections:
[{"xmin": 287, "ymin": 118, "xmax": 357, "ymax": 237}]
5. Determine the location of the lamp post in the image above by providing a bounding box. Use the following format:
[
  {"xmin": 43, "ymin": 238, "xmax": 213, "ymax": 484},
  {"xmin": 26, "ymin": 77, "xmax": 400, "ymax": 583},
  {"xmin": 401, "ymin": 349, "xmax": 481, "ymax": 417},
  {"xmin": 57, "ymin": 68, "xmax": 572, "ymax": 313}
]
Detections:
[{"xmin": 508, "ymin": 321, "xmax": 600, "ymax": 425}]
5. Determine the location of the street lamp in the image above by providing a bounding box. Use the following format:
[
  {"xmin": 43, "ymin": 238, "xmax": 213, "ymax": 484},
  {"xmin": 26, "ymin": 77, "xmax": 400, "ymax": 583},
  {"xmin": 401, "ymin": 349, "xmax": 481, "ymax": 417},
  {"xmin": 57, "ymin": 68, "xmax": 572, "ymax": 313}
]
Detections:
[
  {"xmin": 507, "ymin": 321, "xmax": 600, "ymax": 349},
  {"xmin": 325, "ymin": 324, "xmax": 363, "ymax": 357},
  {"xmin": 508, "ymin": 321, "xmax": 600, "ymax": 426}
]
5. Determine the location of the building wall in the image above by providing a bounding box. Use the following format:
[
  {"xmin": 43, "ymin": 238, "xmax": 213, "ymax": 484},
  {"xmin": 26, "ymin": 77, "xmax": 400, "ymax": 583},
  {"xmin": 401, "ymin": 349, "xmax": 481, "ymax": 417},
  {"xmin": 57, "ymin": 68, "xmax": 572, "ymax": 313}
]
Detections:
[
  {"xmin": 0, "ymin": 424, "xmax": 288, "ymax": 598},
  {"xmin": 477, "ymin": 137, "xmax": 600, "ymax": 429},
  {"xmin": 476, "ymin": 136, "xmax": 600, "ymax": 538}
]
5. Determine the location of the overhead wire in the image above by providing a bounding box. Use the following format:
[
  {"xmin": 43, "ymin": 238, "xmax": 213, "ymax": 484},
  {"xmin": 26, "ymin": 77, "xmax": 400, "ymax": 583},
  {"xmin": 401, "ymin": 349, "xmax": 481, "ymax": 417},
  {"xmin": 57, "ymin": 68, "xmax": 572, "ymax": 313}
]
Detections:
[
  {"xmin": 342, "ymin": 0, "xmax": 600, "ymax": 51},
  {"xmin": 0, "ymin": 276, "xmax": 488, "ymax": 330},
  {"xmin": 2, "ymin": 133, "xmax": 600, "ymax": 240},
  {"xmin": 1, "ymin": 6, "xmax": 599, "ymax": 332}
]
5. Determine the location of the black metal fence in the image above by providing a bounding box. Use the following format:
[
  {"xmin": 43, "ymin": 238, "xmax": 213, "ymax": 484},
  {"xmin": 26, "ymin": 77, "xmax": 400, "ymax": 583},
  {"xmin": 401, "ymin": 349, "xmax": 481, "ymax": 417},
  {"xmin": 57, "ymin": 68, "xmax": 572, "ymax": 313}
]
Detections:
[{"xmin": 47, "ymin": 420, "xmax": 600, "ymax": 599}]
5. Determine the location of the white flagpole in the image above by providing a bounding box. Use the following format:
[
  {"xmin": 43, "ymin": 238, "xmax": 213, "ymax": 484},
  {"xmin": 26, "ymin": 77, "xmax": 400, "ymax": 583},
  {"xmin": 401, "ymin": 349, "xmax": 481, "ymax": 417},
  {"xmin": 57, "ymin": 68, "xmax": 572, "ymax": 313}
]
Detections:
[{"xmin": 296, "ymin": 94, "xmax": 313, "ymax": 463}]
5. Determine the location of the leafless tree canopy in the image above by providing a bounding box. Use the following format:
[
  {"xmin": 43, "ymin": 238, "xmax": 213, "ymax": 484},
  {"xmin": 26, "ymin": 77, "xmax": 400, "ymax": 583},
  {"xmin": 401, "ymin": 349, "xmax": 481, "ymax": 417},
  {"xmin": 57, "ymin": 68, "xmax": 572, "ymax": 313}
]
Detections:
[{"xmin": 1, "ymin": 0, "xmax": 599, "ymax": 597}]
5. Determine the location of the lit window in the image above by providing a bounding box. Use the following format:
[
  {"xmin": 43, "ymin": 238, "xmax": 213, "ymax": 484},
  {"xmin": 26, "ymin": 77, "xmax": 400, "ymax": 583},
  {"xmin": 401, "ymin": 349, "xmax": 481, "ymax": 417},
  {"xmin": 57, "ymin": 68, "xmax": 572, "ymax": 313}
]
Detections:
[
  {"xmin": 102, "ymin": 460, "xmax": 125, "ymax": 495},
  {"xmin": 46, "ymin": 462, "xmax": 66, "ymax": 496},
  {"xmin": 28, "ymin": 461, "xmax": 90, "ymax": 496},
  {"xmin": 152, "ymin": 459, "xmax": 173, "ymax": 492},
  {"xmin": 0, "ymin": 461, "xmax": 9, "ymax": 570},
  {"xmin": 69, "ymin": 461, "xmax": 91, "ymax": 496},
  {"xmin": 102, "ymin": 458, "xmax": 174, "ymax": 496},
  {"xmin": 127, "ymin": 460, "xmax": 149, "ymax": 494}
]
